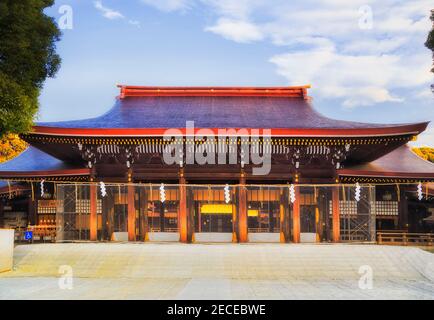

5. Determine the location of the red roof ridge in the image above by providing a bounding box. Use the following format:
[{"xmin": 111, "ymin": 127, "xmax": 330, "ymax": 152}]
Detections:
[{"xmin": 116, "ymin": 85, "xmax": 311, "ymax": 99}]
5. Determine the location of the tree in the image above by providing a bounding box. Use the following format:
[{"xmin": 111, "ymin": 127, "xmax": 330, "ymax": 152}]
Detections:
[
  {"xmin": 0, "ymin": 134, "xmax": 27, "ymax": 163},
  {"xmin": 0, "ymin": 0, "xmax": 61, "ymax": 135},
  {"xmin": 427, "ymin": 9, "xmax": 434, "ymax": 91},
  {"xmin": 412, "ymin": 147, "xmax": 434, "ymax": 163}
]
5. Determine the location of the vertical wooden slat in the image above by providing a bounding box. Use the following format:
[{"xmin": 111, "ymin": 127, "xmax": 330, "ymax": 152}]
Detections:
[
  {"xmin": 332, "ymin": 187, "xmax": 340, "ymax": 242},
  {"xmin": 238, "ymin": 172, "xmax": 248, "ymax": 243},
  {"xmin": 292, "ymin": 186, "xmax": 300, "ymax": 243},
  {"xmin": 90, "ymin": 184, "xmax": 98, "ymax": 241},
  {"xmin": 127, "ymin": 185, "xmax": 136, "ymax": 241}
]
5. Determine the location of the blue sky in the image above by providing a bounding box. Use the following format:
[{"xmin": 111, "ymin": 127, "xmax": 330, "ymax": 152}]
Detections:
[{"xmin": 41, "ymin": 0, "xmax": 433, "ymax": 145}]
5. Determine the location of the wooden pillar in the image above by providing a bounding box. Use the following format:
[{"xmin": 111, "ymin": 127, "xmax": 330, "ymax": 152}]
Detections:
[
  {"xmin": 398, "ymin": 187, "xmax": 409, "ymax": 231},
  {"xmin": 332, "ymin": 187, "xmax": 340, "ymax": 243},
  {"xmin": 101, "ymin": 195, "xmax": 109, "ymax": 241},
  {"xmin": 139, "ymin": 187, "xmax": 148, "ymax": 241},
  {"xmin": 292, "ymin": 186, "xmax": 300, "ymax": 243},
  {"xmin": 238, "ymin": 172, "xmax": 248, "ymax": 243},
  {"xmin": 179, "ymin": 169, "xmax": 188, "ymax": 243},
  {"xmin": 90, "ymin": 184, "xmax": 98, "ymax": 241},
  {"xmin": 28, "ymin": 197, "xmax": 37, "ymax": 226},
  {"xmin": 280, "ymin": 187, "xmax": 290, "ymax": 243},
  {"xmin": 127, "ymin": 185, "xmax": 136, "ymax": 241},
  {"xmin": 316, "ymin": 188, "xmax": 323, "ymax": 243}
]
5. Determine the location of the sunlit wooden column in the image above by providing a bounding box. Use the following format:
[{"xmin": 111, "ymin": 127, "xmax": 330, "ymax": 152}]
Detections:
[
  {"xmin": 179, "ymin": 169, "xmax": 188, "ymax": 243},
  {"xmin": 89, "ymin": 184, "xmax": 98, "ymax": 241},
  {"xmin": 238, "ymin": 171, "xmax": 248, "ymax": 243},
  {"xmin": 292, "ymin": 186, "xmax": 300, "ymax": 243},
  {"xmin": 332, "ymin": 187, "xmax": 341, "ymax": 242},
  {"xmin": 280, "ymin": 187, "xmax": 290, "ymax": 243},
  {"xmin": 127, "ymin": 185, "xmax": 136, "ymax": 241}
]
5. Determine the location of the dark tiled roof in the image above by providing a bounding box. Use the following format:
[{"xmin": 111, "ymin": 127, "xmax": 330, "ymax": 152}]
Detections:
[
  {"xmin": 0, "ymin": 147, "xmax": 78, "ymax": 172},
  {"xmin": 340, "ymin": 145, "xmax": 434, "ymax": 177},
  {"xmin": 37, "ymin": 96, "xmax": 410, "ymax": 129}
]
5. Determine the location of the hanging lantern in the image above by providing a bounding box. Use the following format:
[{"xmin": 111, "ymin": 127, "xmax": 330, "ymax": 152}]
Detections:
[
  {"xmin": 160, "ymin": 183, "xmax": 166, "ymax": 203},
  {"xmin": 224, "ymin": 184, "xmax": 231, "ymax": 204},
  {"xmin": 100, "ymin": 181, "xmax": 107, "ymax": 197},
  {"xmin": 417, "ymin": 182, "xmax": 423, "ymax": 201},
  {"xmin": 355, "ymin": 182, "xmax": 361, "ymax": 202},
  {"xmin": 289, "ymin": 184, "xmax": 296, "ymax": 204},
  {"xmin": 40, "ymin": 179, "xmax": 45, "ymax": 197}
]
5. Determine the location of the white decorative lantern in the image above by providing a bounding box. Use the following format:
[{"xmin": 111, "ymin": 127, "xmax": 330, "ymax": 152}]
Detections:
[
  {"xmin": 100, "ymin": 181, "xmax": 107, "ymax": 197},
  {"xmin": 355, "ymin": 182, "xmax": 361, "ymax": 202},
  {"xmin": 289, "ymin": 184, "xmax": 296, "ymax": 204},
  {"xmin": 417, "ymin": 182, "xmax": 423, "ymax": 201},
  {"xmin": 224, "ymin": 184, "xmax": 231, "ymax": 204},
  {"xmin": 160, "ymin": 183, "xmax": 166, "ymax": 203},
  {"xmin": 40, "ymin": 180, "xmax": 45, "ymax": 197}
]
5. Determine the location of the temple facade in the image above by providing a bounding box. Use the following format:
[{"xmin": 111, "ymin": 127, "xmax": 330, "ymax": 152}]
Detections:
[{"xmin": 0, "ymin": 85, "xmax": 433, "ymax": 243}]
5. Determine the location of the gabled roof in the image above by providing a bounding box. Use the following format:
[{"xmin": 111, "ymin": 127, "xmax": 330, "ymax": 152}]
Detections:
[
  {"xmin": 32, "ymin": 86, "xmax": 428, "ymax": 137},
  {"xmin": 338, "ymin": 145, "xmax": 434, "ymax": 181}
]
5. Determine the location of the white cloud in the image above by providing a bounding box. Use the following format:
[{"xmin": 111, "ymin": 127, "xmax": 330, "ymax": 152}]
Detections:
[
  {"xmin": 411, "ymin": 126, "xmax": 434, "ymax": 147},
  {"xmin": 141, "ymin": 0, "xmax": 192, "ymax": 12},
  {"xmin": 205, "ymin": 18, "xmax": 264, "ymax": 43},
  {"xmin": 128, "ymin": 20, "xmax": 141, "ymax": 28},
  {"xmin": 198, "ymin": 0, "xmax": 433, "ymax": 107},
  {"xmin": 132, "ymin": 0, "xmax": 434, "ymax": 108},
  {"xmin": 94, "ymin": 1, "xmax": 125, "ymax": 20}
]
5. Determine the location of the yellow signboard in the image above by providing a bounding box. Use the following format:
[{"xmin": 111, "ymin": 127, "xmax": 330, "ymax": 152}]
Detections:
[{"xmin": 201, "ymin": 204, "xmax": 232, "ymax": 215}]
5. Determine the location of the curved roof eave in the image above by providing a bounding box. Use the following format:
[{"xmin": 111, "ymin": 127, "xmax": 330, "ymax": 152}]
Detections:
[
  {"xmin": 30, "ymin": 121, "xmax": 429, "ymax": 138},
  {"xmin": 0, "ymin": 146, "xmax": 90, "ymax": 180},
  {"xmin": 338, "ymin": 145, "xmax": 434, "ymax": 180}
]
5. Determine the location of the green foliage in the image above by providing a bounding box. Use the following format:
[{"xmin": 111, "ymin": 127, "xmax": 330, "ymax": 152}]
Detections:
[
  {"xmin": 427, "ymin": 10, "xmax": 434, "ymax": 73},
  {"xmin": 0, "ymin": 73, "xmax": 38, "ymax": 133},
  {"xmin": 412, "ymin": 147, "xmax": 434, "ymax": 163},
  {"xmin": 0, "ymin": 0, "xmax": 61, "ymax": 135}
]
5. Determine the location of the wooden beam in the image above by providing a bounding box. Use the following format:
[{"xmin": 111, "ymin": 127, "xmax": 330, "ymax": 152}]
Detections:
[
  {"xmin": 179, "ymin": 169, "xmax": 188, "ymax": 243},
  {"xmin": 127, "ymin": 185, "xmax": 136, "ymax": 241},
  {"xmin": 292, "ymin": 186, "xmax": 300, "ymax": 243},
  {"xmin": 332, "ymin": 187, "xmax": 340, "ymax": 242},
  {"xmin": 90, "ymin": 184, "xmax": 98, "ymax": 241},
  {"xmin": 238, "ymin": 172, "xmax": 248, "ymax": 243}
]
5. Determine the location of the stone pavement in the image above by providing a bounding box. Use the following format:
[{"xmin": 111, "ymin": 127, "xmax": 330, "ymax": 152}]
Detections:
[{"xmin": 0, "ymin": 243, "xmax": 434, "ymax": 300}]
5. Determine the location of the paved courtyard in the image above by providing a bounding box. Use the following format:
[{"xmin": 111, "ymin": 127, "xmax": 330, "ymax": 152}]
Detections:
[{"xmin": 1, "ymin": 243, "xmax": 434, "ymax": 300}]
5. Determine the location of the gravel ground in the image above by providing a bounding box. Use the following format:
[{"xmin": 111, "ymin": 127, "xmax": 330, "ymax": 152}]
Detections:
[{"xmin": 1, "ymin": 243, "xmax": 434, "ymax": 300}]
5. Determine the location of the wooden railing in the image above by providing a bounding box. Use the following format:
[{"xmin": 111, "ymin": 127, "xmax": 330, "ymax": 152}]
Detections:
[{"xmin": 377, "ymin": 231, "xmax": 434, "ymax": 246}]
